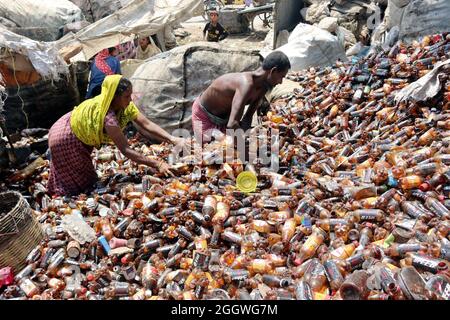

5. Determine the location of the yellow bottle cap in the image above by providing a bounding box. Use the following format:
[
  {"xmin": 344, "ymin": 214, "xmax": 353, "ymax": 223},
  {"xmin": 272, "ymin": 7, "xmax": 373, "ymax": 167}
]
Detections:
[{"xmin": 236, "ymin": 171, "xmax": 258, "ymax": 193}]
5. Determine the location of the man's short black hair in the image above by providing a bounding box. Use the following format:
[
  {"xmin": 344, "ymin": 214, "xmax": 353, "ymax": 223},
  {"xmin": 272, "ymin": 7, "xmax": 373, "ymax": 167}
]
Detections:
[{"xmin": 262, "ymin": 51, "xmax": 291, "ymax": 72}]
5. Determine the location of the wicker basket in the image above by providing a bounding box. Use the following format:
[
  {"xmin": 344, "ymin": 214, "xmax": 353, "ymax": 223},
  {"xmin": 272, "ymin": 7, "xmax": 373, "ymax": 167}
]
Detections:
[{"xmin": 0, "ymin": 191, "xmax": 44, "ymax": 271}]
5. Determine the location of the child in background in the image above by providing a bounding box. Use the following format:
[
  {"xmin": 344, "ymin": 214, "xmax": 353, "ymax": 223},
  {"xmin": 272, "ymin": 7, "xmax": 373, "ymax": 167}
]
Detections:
[
  {"xmin": 203, "ymin": 10, "xmax": 229, "ymax": 42},
  {"xmin": 136, "ymin": 36, "xmax": 162, "ymax": 60}
]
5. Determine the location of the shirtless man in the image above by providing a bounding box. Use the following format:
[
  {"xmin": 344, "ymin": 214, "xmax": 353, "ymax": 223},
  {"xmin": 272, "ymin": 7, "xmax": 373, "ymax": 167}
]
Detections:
[{"xmin": 191, "ymin": 51, "xmax": 291, "ymax": 142}]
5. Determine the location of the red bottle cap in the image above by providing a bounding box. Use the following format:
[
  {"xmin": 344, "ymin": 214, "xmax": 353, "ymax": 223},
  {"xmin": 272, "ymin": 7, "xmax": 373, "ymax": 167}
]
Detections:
[
  {"xmin": 363, "ymin": 222, "xmax": 373, "ymax": 229},
  {"xmin": 432, "ymin": 34, "xmax": 442, "ymax": 43},
  {"xmin": 121, "ymin": 256, "xmax": 129, "ymax": 265},
  {"xmin": 438, "ymin": 195, "xmax": 445, "ymax": 202},
  {"xmin": 419, "ymin": 182, "xmax": 430, "ymax": 192},
  {"xmin": 79, "ymin": 287, "xmax": 88, "ymax": 295},
  {"xmin": 293, "ymin": 257, "xmax": 303, "ymax": 266}
]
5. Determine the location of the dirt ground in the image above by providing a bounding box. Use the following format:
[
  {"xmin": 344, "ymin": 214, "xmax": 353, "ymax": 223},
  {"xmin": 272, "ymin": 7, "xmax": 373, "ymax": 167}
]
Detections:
[{"xmin": 175, "ymin": 14, "xmax": 271, "ymax": 50}]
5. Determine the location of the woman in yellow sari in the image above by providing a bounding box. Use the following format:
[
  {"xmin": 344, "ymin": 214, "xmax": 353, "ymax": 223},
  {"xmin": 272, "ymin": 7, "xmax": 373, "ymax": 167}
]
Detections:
[{"xmin": 47, "ymin": 74, "xmax": 178, "ymax": 196}]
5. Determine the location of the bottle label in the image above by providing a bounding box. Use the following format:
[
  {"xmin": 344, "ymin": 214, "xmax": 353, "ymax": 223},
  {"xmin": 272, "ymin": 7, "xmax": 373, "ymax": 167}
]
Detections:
[
  {"xmin": 442, "ymin": 282, "xmax": 450, "ymax": 300},
  {"xmin": 440, "ymin": 246, "xmax": 450, "ymax": 261},
  {"xmin": 98, "ymin": 276, "xmax": 110, "ymax": 287},
  {"xmin": 296, "ymin": 281, "xmax": 313, "ymax": 300},
  {"xmin": 303, "ymin": 235, "xmax": 321, "ymax": 252},
  {"xmin": 222, "ymin": 232, "xmax": 242, "ymax": 244},
  {"xmin": 404, "ymin": 205, "xmax": 423, "ymax": 218},
  {"xmin": 346, "ymin": 254, "xmax": 365, "ymax": 271},
  {"xmin": 194, "ymin": 284, "xmax": 205, "ymax": 299},
  {"xmin": 411, "ymin": 255, "xmax": 439, "ymax": 272},
  {"xmin": 114, "ymin": 283, "xmax": 130, "ymax": 296},
  {"xmin": 193, "ymin": 251, "xmax": 208, "ymax": 269},
  {"xmin": 20, "ymin": 279, "xmax": 37, "ymax": 297},
  {"xmin": 330, "ymin": 246, "xmax": 347, "ymax": 259},
  {"xmin": 324, "ymin": 261, "xmax": 342, "ymax": 282},
  {"xmin": 122, "ymin": 265, "xmax": 136, "ymax": 280},
  {"xmin": 229, "ymin": 270, "xmax": 249, "ymax": 281},
  {"xmin": 26, "ymin": 248, "xmax": 41, "ymax": 263},
  {"xmin": 398, "ymin": 244, "xmax": 421, "ymax": 255},
  {"xmin": 310, "ymin": 263, "xmax": 325, "ymax": 277},
  {"xmin": 379, "ymin": 267, "xmax": 396, "ymax": 292},
  {"xmin": 359, "ymin": 212, "xmax": 378, "ymax": 221},
  {"xmin": 142, "ymin": 176, "xmax": 151, "ymax": 191},
  {"xmin": 296, "ymin": 200, "xmax": 312, "ymax": 214},
  {"xmin": 301, "ymin": 216, "xmax": 312, "ymax": 228},
  {"xmin": 330, "ymin": 219, "xmax": 348, "ymax": 227}
]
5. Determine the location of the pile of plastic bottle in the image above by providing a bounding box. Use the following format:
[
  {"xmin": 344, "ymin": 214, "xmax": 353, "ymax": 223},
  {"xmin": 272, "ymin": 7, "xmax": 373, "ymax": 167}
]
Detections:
[{"xmin": 0, "ymin": 33, "xmax": 449, "ymax": 300}]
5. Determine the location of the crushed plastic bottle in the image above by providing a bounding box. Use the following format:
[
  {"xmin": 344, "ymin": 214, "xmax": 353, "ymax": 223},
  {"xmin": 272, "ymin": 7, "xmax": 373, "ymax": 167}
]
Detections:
[{"xmin": 60, "ymin": 213, "xmax": 97, "ymax": 245}]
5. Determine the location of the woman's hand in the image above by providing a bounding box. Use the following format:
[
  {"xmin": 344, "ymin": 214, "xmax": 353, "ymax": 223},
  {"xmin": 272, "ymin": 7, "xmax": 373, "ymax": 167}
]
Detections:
[
  {"xmin": 157, "ymin": 160, "xmax": 175, "ymax": 177},
  {"xmin": 105, "ymin": 123, "xmax": 176, "ymax": 175}
]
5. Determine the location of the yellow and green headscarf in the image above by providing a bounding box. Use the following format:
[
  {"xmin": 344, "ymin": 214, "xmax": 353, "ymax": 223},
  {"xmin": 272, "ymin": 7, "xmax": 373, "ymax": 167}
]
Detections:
[{"xmin": 70, "ymin": 75, "xmax": 139, "ymax": 147}]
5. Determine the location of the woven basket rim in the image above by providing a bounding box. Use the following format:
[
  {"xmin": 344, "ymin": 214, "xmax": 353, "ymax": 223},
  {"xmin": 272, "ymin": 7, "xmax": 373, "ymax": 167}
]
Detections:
[
  {"xmin": 0, "ymin": 190, "xmax": 29, "ymax": 220},
  {"xmin": 0, "ymin": 191, "xmax": 33, "ymax": 238}
]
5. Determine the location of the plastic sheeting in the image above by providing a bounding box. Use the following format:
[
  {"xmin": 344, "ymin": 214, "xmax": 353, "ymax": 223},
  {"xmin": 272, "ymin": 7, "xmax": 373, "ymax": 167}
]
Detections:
[
  {"xmin": 130, "ymin": 43, "xmax": 262, "ymax": 134},
  {"xmin": 261, "ymin": 23, "xmax": 347, "ymax": 71},
  {"xmin": 399, "ymin": 0, "xmax": 450, "ymax": 41},
  {"xmin": 336, "ymin": 26, "xmax": 357, "ymax": 49},
  {"xmin": 318, "ymin": 17, "xmax": 338, "ymax": 33},
  {"xmin": 56, "ymin": 0, "xmax": 202, "ymax": 61},
  {"xmin": 395, "ymin": 59, "xmax": 450, "ymax": 103},
  {"xmin": 120, "ymin": 59, "xmax": 145, "ymax": 79},
  {"xmin": 70, "ymin": 0, "xmax": 134, "ymax": 22},
  {"xmin": 0, "ymin": 26, "xmax": 69, "ymax": 80},
  {"xmin": 0, "ymin": 0, "xmax": 84, "ymax": 29},
  {"xmin": 372, "ymin": 0, "xmax": 450, "ymax": 44},
  {"xmin": 266, "ymin": 79, "xmax": 299, "ymax": 102}
]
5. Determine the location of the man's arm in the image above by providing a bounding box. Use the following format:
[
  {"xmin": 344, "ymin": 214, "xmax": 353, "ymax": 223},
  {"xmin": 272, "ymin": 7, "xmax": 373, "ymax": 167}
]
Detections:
[
  {"xmin": 227, "ymin": 84, "xmax": 252, "ymax": 130},
  {"xmin": 240, "ymin": 101, "xmax": 259, "ymax": 131}
]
